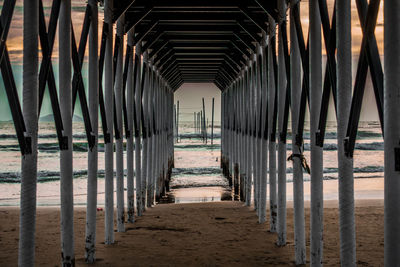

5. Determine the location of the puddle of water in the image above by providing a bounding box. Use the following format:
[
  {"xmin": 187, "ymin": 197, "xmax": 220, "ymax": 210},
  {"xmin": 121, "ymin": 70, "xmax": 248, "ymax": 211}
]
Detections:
[
  {"xmin": 161, "ymin": 134, "xmax": 233, "ymax": 204},
  {"xmin": 160, "ymin": 186, "xmax": 232, "ymax": 204}
]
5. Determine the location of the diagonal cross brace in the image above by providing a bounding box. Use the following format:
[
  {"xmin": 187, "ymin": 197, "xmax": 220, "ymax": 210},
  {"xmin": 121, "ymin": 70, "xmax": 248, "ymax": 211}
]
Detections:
[
  {"xmin": 0, "ymin": 0, "xmax": 16, "ymax": 63},
  {"xmin": 38, "ymin": 0, "xmax": 68, "ymax": 150},
  {"xmin": 357, "ymin": 0, "xmax": 384, "ymax": 131},
  {"xmin": 292, "ymin": 2, "xmax": 310, "ymax": 148},
  {"xmin": 99, "ymin": 22, "xmax": 110, "ymax": 143},
  {"xmin": 0, "ymin": 0, "xmax": 31, "ymax": 155},
  {"xmin": 122, "ymin": 44, "xmax": 132, "ymax": 138},
  {"xmin": 279, "ymin": 19, "xmax": 291, "ymax": 145},
  {"xmin": 316, "ymin": 0, "xmax": 338, "ymax": 147},
  {"xmin": 345, "ymin": 0, "xmax": 382, "ymax": 157},
  {"xmin": 112, "ymin": 33, "xmax": 122, "ymax": 140},
  {"xmin": 71, "ymin": 5, "xmax": 95, "ymax": 150}
]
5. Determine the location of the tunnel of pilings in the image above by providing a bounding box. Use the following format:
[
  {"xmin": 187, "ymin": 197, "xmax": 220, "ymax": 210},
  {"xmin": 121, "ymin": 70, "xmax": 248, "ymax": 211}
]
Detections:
[{"xmin": 2, "ymin": 0, "xmax": 400, "ymax": 266}]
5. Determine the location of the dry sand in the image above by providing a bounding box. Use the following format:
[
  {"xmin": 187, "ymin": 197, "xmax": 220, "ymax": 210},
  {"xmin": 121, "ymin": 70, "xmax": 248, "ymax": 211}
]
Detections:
[{"xmin": 0, "ymin": 200, "xmax": 383, "ymax": 266}]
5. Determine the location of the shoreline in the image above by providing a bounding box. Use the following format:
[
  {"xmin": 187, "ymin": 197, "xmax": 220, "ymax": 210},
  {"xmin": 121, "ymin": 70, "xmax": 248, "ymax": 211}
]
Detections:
[{"xmin": 0, "ymin": 176, "xmax": 385, "ymax": 207}]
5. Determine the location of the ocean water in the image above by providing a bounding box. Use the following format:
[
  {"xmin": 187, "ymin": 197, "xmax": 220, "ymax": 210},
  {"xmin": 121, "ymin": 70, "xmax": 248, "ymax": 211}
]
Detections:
[{"xmin": 0, "ymin": 121, "xmax": 384, "ymax": 206}]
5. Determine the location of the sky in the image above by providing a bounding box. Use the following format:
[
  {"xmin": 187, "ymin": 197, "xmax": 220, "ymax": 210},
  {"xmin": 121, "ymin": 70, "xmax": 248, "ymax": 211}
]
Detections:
[
  {"xmin": 0, "ymin": 0, "xmax": 385, "ymax": 64},
  {"xmin": 0, "ymin": 0, "xmax": 384, "ymax": 122}
]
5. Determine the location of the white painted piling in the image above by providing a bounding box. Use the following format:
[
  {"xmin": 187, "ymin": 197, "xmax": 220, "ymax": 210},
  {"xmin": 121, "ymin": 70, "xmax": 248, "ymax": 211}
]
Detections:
[
  {"xmin": 134, "ymin": 43, "xmax": 143, "ymax": 216},
  {"xmin": 309, "ymin": 0, "xmax": 324, "ymax": 265},
  {"xmin": 259, "ymin": 34, "xmax": 268, "ymax": 224},
  {"xmin": 19, "ymin": 0, "xmax": 38, "ymax": 265},
  {"xmin": 115, "ymin": 16, "xmax": 125, "ymax": 233},
  {"xmin": 384, "ymin": 0, "xmax": 400, "ymax": 265},
  {"xmin": 239, "ymin": 72, "xmax": 246, "ymax": 201},
  {"xmin": 141, "ymin": 52, "xmax": 149, "ymax": 212},
  {"xmin": 104, "ymin": 0, "xmax": 115, "ymax": 244},
  {"xmin": 290, "ymin": 1, "xmax": 306, "ymax": 264},
  {"xmin": 268, "ymin": 18, "xmax": 277, "ymax": 232},
  {"xmin": 85, "ymin": 0, "xmax": 99, "ymax": 262},
  {"xmin": 154, "ymin": 74, "xmax": 161, "ymax": 201},
  {"xmin": 250, "ymin": 59, "xmax": 257, "ymax": 207},
  {"xmin": 233, "ymin": 82, "xmax": 240, "ymax": 198},
  {"xmin": 245, "ymin": 65, "xmax": 252, "ymax": 206},
  {"xmin": 146, "ymin": 63, "xmax": 154, "ymax": 208},
  {"xmin": 254, "ymin": 51, "xmax": 262, "ymax": 213},
  {"xmin": 59, "ymin": 0, "xmax": 74, "ymax": 264},
  {"xmin": 277, "ymin": 1, "xmax": 287, "ymax": 246},
  {"xmin": 336, "ymin": 0, "xmax": 356, "ymax": 265},
  {"xmin": 126, "ymin": 29, "xmax": 135, "ymax": 223}
]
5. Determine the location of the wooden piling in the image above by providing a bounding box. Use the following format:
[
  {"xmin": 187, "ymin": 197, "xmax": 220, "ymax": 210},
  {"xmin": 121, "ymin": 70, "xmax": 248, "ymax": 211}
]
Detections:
[
  {"xmin": 309, "ymin": 0, "xmax": 324, "ymax": 264},
  {"xmin": 59, "ymin": 0, "xmax": 75, "ymax": 263},
  {"xmin": 85, "ymin": 0, "xmax": 99, "ymax": 261},
  {"xmin": 115, "ymin": 16, "xmax": 125, "ymax": 233},
  {"xmin": 104, "ymin": 0, "xmax": 115, "ymax": 244},
  {"xmin": 290, "ymin": 1, "xmax": 306, "ymax": 264},
  {"xmin": 19, "ymin": 0, "xmax": 39, "ymax": 265}
]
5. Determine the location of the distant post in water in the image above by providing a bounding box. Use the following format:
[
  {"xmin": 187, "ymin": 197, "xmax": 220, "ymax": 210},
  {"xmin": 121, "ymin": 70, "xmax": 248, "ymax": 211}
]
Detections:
[
  {"xmin": 173, "ymin": 104, "xmax": 176, "ymax": 143},
  {"xmin": 193, "ymin": 112, "xmax": 195, "ymax": 133},
  {"xmin": 198, "ymin": 112, "xmax": 201, "ymax": 135},
  {"xmin": 202, "ymin": 97, "xmax": 206, "ymax": 144},
  {"xmin": 176, "ymin": 100, "xmax": 179, "ymax": 143},
  {"xmin": 200, "ymin": 110, "xmax": 203, "ymax": 142},
  {"xmin": 211, "ymin": 97, "xmax": 215, "ymax": 145}
]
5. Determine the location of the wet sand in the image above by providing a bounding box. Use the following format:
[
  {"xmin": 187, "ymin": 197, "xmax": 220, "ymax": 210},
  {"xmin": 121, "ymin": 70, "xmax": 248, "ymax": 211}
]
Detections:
[{"xmin": 0, "ymin": 200, "xmax": 383, "ymax": 266}]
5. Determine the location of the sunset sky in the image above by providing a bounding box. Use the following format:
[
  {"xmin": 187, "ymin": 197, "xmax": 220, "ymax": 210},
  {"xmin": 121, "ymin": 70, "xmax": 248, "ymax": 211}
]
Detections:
[
  {"xmin": 1, "ymin": 0, "xmax": 384, "ymax": 64},
  {"xmin": 0, "ymin": 0, "xmax": 384, "ymax": 122}
]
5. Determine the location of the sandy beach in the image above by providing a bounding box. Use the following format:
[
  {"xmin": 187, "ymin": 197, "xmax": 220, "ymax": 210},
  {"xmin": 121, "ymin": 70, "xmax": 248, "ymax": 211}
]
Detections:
[{"xmin": 0, "ymin": 200, "xmax": 383, "ymax": 266}]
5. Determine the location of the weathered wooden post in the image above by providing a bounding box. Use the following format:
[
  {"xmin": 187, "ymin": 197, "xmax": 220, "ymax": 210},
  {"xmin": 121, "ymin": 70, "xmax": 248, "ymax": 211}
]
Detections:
[
  {"xmin": 115, "ymin": 15, "xmax": 125, "ymax": 233},
  {"xmin": 384, "ymin": 0, "xmax": 400, "ymax": 264},
  {"xmin": 85, "ymin": 0, "xmax": 99, "ymax": 262},
  {"xmin": 59, "ymin": 0, "xmax": 74, "ymax": 263},
  {"xmin": 19, "ymin": 0, "xmax": 39, "ymax": 265},
  {"xmin": 104, "ymin": 0, "xmax": 115, "ymax": 244},
  {"xmin": 310, "ymin": 0, "xmax": 324, "ymax": 264},
  {"xmin": 290, "ymin": 1, "xmax": 306, "ymax": 264},
  {"xmin": 268, "ymin": 17, "xmax": 277, "ymax": 232},
  {"xmin": 337, "ymin": 0, "xmax": 356, "ymax": 265},
  {"xmin": 277, "ymin": 0, "xmax": 287, "ymax": 246},
  {"xmin": 126, "ymin": 29, "xmax": 135, "ymax": 223},
  {"xmin": 134, "ymin": 42, "xmax": 143, "ymax": 216}
]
